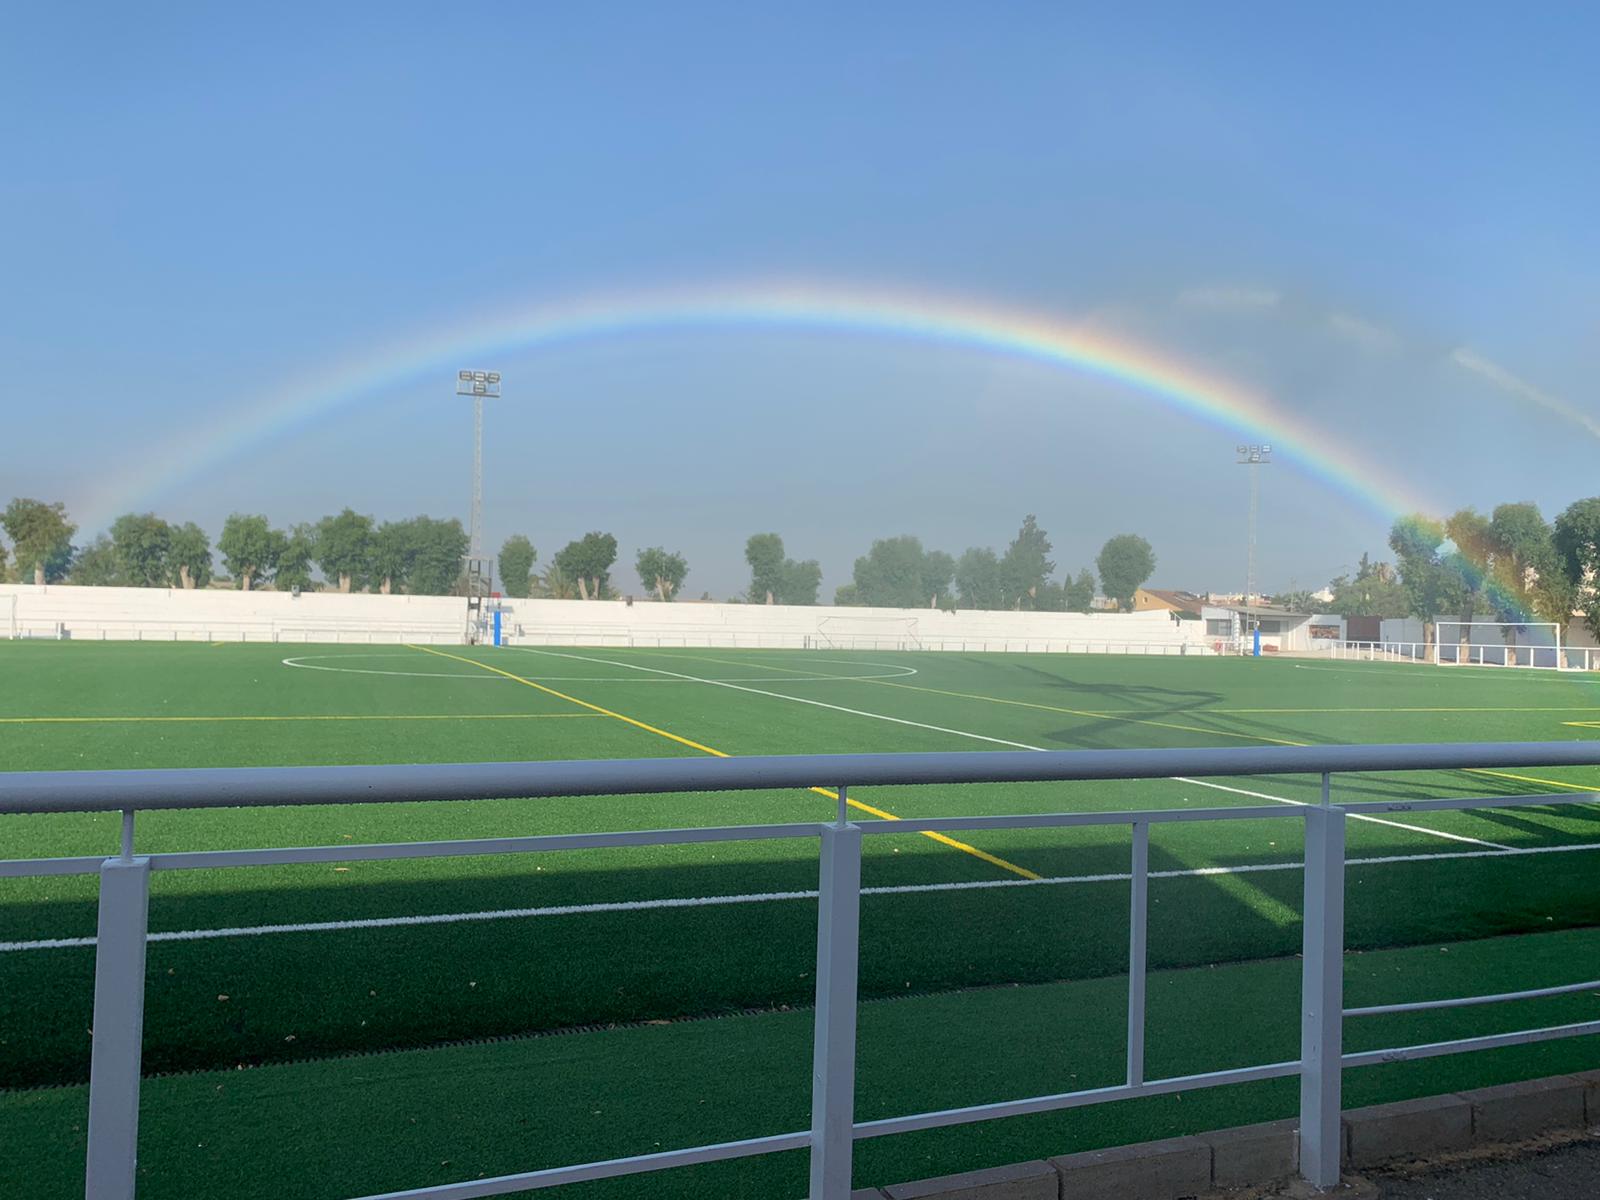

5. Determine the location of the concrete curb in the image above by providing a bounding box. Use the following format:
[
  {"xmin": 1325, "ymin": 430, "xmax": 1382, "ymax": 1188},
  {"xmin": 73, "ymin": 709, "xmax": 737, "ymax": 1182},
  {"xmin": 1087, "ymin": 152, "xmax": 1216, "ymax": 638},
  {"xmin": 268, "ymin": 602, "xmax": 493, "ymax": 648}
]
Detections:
[{"xmin": 853, "ymin": 1070, "xmax": 1600, "ymax": 1199}]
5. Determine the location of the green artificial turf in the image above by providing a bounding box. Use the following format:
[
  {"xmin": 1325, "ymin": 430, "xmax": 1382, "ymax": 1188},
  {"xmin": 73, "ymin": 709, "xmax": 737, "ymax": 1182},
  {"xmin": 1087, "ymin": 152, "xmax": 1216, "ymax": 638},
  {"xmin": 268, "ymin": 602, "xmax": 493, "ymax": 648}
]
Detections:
[
  {"xmin": 5, "ymin": 925, "xmax": 1600, "ymax": 1200},
  {"xmin": 5, "ymin": 639, "xmax": 1600, "ymax": 1194}
]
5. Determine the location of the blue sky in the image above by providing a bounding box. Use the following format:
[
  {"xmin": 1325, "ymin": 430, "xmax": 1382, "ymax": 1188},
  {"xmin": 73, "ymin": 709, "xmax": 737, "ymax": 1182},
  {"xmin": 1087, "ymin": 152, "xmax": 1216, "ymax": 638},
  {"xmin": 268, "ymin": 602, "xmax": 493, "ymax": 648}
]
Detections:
[{"xmin": 2, "ymin": 3, "xmax": 1596, "ymax": 598}]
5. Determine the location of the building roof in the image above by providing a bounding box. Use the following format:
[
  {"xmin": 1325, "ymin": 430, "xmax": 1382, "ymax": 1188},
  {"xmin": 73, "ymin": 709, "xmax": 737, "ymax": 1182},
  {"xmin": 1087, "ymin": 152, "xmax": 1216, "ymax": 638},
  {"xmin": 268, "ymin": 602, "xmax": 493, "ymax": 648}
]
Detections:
[
  {"xmin": 1204, "ymin": 602, "xmax": 1310, "ymax": 619},
  {"xmin": 1136, "ymin": 588, "xmax": 1206, "ymax": 612}
]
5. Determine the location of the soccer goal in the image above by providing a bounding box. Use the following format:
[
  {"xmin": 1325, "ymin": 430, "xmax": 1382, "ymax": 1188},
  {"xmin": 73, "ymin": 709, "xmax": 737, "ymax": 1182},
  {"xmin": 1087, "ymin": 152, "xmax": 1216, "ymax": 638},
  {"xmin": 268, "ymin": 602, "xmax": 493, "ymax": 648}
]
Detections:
[
  {"xmin": 815, "ymin": 614, "xmax": 922, "ymax": 651},
  {"xmin": 1434, "ymin": 620, "xmax": 1564, "ymax": 669}
]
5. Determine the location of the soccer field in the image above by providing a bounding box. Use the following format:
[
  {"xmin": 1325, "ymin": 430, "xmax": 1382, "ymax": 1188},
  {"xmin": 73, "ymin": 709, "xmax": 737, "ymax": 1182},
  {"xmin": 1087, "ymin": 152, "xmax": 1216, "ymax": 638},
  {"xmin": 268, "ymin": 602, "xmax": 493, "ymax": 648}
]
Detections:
[{"xmin": 6, "ymin": 640, "xmax": 1600, "ymax": 1198}]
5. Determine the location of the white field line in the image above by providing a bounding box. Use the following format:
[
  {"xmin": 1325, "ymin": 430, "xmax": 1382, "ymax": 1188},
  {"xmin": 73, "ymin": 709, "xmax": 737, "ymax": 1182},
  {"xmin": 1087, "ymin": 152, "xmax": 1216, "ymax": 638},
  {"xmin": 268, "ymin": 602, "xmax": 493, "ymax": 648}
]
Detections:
[
  {"xmin": 1171, "ymin": 777, "xmax": 1511, "ymax": 851},
  {"xmin": 517, "ymin": 647, "xmax": 1044, "ymax": 751},
  {"xmin": 517, "ymin": 648, "xmax": 1512, "ymax": 851},
  {"xmin": 7, "ymin": 838, "xmax": 1599, "ymax": 954}
]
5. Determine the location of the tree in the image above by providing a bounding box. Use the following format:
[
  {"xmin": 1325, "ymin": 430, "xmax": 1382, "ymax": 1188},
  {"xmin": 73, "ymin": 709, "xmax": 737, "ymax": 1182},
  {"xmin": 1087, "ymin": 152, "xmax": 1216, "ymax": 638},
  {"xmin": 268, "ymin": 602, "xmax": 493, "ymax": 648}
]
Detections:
[
  {"xmin": 218, "ymin": 513, "xmax": 282, "ymax": 591},
  {"xmin": 109, "ymin": 513, "xmax": 173, "ymax": 587},
  {"xmin": 1064, "ymin": 568, "xmax": 1096, "ymax": 613},
  {"xmin": 636, "ymin": 546, "xmax": 689, "ymax": 601},
  {"xmin": 408, "ymin": 516, "xmax": 469, "ymax": 595},
  {"xmin": 745, "ymin": 533, "xmax": 785, "ymax": 604},
  {"xmin": 1033, "ymin": 580, "xmax": 1066, "ymax": 611},
  {"xmin": 1275, "ymin": 590, "xmax": 1319, "ymax": 615},
  {"xmin": 1489, "ymin": 502, "xmax": 1570, "ymax": 641},
  {"xmin": 1387, "ymin": 514, "xmax": 1459, "ymax": 650},
  {"xmin": 275, "ymin": 523, "xmax": 317, "ymax": 592},
  {"xmin": 552, "ymin": 532, "xmax": 618, "ymax": 600},
  {"xmin": 69, "ymin": 535, "xmax": 122, "ymax": 586},
  {"xmin": 779, "ymin": 558, "xmax": 822, "ymax": 606},
  {"xmin": 315, "ymin": 508, "xmax": 374, "ymax": 593},
  {"xmin": 541, "ymin": 563, "xmax": 578, "ymax": 600},
  {"xmin": 2, "ymin": 498, "xmax": 76, "ymax": 585},
  {"xmin": 168, "ymin": 522, "xmax": 213, "ymax": 589},
  {"xmin": 1554, "ymin": 498, "xmax": 1600, "ymax": 645},
  {"xmin": 955, "ymin": 547, "xmax": 1002, "ymax": 610},
  {"xmin": 1444, "ymin": 508, "xmax": 1494, "ymax": 657},
  {"xmin": 1327, "ymin": 554, "xmax": 1407, "ymax": 618},
  {"xmin": 1095, "ymin": 534, "xmax": 1156, "ymax": 612},
  {"xmin": 743, "ymin": 533, "xmax": 821, "ymax": 605},
  {"xmin": 368, "ymin": 521, "xmax": 416, "ymax": 595},
  {"xmin": 847, "ymin": 536, "xmax": 954, "ymax": 608},
  {"xmin": 499, "ymin": 534, "xmax": 537, "ymax": 599},
  {"xmin": 999, "ymin": 515, "xmax": 1055, "ymax": 609}
]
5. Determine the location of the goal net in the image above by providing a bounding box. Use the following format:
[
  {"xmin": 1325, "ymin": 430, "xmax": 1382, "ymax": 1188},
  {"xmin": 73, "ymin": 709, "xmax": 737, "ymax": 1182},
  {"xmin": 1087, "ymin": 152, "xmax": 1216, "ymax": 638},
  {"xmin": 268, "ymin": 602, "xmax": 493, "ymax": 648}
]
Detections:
[{"xmin": 814, "ymin": 614, "xmax": 922, "ymax": 650}]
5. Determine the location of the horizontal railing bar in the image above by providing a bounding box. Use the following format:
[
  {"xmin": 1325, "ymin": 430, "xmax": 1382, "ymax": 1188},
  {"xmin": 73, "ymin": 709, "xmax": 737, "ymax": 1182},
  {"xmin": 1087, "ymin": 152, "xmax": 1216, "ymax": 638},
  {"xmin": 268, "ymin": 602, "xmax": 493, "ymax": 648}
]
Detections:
[
  {"xmin": 0, "ymin": 855, "xmax": 107, "ymax": 878},
  {"xmin": 345, "ymin": 1129, "xmax": 810, "ymax": 1200},
  {"xmin": 1342, "ymin": 1019, "xmax": 1600, "ymax": 1068},
  {"xmin": 144, "ymin": 823, "xmax": 825, "ymax": 871},
  {"xmin": 859, "ymin": 805, "xmax": 1299, "ymax": 834},
  {"xmin": 6, "ymin": 741, "xmax": 1600, "ymax": 814},
  {"xmin": 851, "ymin": 1059, "xmax": 1300, "ymax": 1140},
  {"xmin": 1346, "ymin": 980, "xmax": 1600, "ymax": 1017},
  {"xmin": 1343, "ymin": 792, "xmax": 1593, "ymax": 814},
  {"xmin": 7, "ymin": 792, "xmax": 1597, "ymax": 876}
]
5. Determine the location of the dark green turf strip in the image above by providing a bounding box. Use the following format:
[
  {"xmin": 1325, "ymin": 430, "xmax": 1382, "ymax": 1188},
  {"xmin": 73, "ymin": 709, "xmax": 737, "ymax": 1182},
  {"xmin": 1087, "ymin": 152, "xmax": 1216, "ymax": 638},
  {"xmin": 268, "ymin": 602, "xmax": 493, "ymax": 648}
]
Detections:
[{"xmin": 7, "ymin": 925, "xmax": 1600, "ymax": 1200}]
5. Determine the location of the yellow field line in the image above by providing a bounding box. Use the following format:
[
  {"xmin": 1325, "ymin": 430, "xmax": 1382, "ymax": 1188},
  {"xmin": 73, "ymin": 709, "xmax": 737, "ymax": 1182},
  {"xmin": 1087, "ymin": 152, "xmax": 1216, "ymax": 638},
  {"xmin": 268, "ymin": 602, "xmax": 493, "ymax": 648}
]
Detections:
[
  {"xmin": 410, "ymin": 645, "xmax": 1040, "ymax": 880},
  {"xmin": 0, "ymin": 713, "xmax": 599, "ymax": 725},
  {"xmin": 1464, "ymin": 769, "xmax": 1600, "ymax": 794}
]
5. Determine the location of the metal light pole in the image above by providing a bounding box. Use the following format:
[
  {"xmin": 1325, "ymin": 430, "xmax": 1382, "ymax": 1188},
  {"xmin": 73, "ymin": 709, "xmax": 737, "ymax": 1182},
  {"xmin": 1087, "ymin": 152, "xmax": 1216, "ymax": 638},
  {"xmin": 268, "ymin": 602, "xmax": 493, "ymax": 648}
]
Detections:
[
  {"xmin": 456, "ymin": 370, "xmax": 501, "ymax": 640},
  {"xmin": 1237, "ymin": 444, "xmax": 1271, "ymax": 656},
  {"xmin": 455, "ymin": 369, "xmax": 501, "ymax": 562}
]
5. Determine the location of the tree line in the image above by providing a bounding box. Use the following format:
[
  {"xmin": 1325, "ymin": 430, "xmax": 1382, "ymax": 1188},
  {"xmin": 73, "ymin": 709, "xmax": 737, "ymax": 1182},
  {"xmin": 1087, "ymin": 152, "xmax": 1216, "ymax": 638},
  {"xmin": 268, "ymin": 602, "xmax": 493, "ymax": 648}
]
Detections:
[
  {"xmin": 2, "ymin": 497, "xmax": 1158, "ymax": 611},
  {"xmin": 758, "ymin": 517, "xmax": 1156, "ymax": 612},
  {"xmin": 1325, "ymin": 497, "xmax": 1600, "ymax": 648},
  {"xmin": 0, "ymin": 499, "xmax": 472, "ymax": 595}
]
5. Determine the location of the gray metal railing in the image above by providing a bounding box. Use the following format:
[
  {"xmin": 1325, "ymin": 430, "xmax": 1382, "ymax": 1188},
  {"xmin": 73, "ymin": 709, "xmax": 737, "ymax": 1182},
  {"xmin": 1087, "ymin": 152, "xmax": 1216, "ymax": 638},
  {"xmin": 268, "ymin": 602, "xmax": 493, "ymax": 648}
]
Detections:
[{"xmin": 4, "ymin": 742, "xmax": 1600, "ymax": 1199}]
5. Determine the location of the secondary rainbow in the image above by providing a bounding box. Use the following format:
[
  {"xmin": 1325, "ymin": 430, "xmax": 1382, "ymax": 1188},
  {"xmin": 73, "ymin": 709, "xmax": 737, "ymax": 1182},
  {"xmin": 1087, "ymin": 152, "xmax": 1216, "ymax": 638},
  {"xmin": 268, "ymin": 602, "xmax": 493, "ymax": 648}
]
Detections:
[{"xmin": 80, "ymin": 282, "xmax": 1436, "ymax": 532}]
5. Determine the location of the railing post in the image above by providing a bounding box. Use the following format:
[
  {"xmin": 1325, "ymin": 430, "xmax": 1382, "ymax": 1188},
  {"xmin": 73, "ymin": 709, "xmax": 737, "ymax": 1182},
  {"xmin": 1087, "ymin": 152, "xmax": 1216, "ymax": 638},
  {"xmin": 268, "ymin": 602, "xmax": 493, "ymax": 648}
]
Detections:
[
  {"xmin": 1299, "ymin": 775, "xmax": 1345, "ymax": 1190},
  {"xmin": 1126, "ymin": 820, "xmax": 1149, "ymax": 1087},
  {"xmin": 809, "ymin": 819, "xmax": 863, "ymax": 1200},
  {"xmin": 85, "ymin": 818, "xmax": 152, "ymax": 1200}
]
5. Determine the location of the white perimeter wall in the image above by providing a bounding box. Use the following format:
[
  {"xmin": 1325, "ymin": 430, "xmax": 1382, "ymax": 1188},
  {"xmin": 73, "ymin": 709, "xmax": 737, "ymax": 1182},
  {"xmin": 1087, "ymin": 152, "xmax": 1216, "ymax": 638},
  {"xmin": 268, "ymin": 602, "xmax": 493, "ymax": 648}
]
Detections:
[{"xmin": 0, "ymin": 584, "xmax": 1215, "ymax": 654}]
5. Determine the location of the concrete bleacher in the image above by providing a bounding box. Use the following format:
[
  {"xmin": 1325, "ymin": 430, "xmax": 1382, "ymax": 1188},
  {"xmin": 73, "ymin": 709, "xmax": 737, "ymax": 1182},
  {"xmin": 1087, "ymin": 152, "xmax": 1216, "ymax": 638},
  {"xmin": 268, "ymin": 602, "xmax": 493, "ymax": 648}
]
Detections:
[{"xmin": 2, "ymin": 585, "xmax": 1213, "ymax": 653}]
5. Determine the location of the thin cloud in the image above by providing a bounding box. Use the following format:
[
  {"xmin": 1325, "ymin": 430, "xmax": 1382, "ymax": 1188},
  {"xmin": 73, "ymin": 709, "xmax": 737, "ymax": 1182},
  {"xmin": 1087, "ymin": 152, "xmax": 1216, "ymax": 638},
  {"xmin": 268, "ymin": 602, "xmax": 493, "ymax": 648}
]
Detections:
[
  {"xmin": 1450, "ymin": 348, "xmax": 1600, "ymax": 442},
  {"xmin": 1326, "ymin": 311, "xmax": 1400, "ymax": 352},
  {"xmin": 1177, "ymin": 286, "xmax": 1282, "ymax": 311}
]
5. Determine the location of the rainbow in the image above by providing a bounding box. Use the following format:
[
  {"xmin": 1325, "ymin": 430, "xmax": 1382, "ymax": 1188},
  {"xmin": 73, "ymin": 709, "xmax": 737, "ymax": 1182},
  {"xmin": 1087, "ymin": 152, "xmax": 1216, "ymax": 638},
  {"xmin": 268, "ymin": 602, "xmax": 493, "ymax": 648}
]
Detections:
[{"xmin": 80, "ymin": 281, "xmax": 1438, "ymax": 532}]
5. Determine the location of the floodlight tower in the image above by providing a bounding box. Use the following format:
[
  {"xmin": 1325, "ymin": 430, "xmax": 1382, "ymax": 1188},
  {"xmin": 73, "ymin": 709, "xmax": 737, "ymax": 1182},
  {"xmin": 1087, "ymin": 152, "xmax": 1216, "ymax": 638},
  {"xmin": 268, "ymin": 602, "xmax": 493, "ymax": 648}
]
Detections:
[
  {"xmin": 456, "ymin": 369, "xmax": 501, "ymax": 562},
  {"xmin": 456, "ymin": 370, "xmax": 501, "ymax": 640},
  {"xmin": 1236, "ymin": 443, "xmax": 1271, "ymax": 655}
]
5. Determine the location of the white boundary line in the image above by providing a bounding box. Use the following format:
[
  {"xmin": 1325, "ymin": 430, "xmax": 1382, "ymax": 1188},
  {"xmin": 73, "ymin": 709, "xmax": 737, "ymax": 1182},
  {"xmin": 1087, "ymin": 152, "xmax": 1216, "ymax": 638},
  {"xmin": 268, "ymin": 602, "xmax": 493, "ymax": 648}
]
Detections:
[
  {"xmin": 516, "ymin": 648, "xmax": 1512, "ymax": 851},
  {"xmin": 7, "ymin": 839, "xmax": 1597, "ymax": 954},
  {"xmin": 1170, "ymin": 777, "xmax": 1511, "ymax": 850}
]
